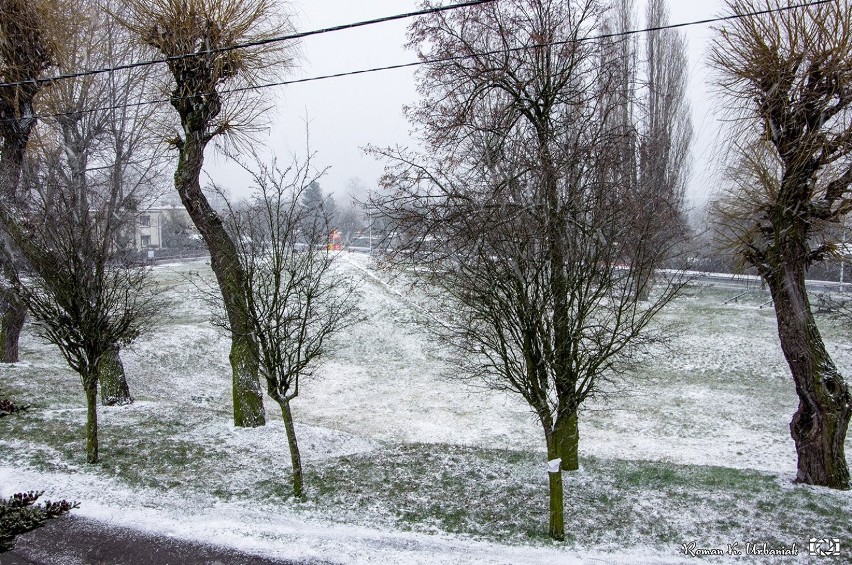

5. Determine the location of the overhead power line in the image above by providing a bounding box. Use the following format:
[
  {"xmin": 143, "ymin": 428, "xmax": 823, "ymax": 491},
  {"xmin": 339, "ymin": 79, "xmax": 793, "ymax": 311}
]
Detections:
[
  {"xmin": 0, "ymin": 0, "xmax": 496, "ymax": 90},
  {"xmin": 209, "ymin": 0, "xmax": 838, "ymax": 96},
  {"xmin": 7, "ymin": 0, "xmax": 834, "ymax": 123}
]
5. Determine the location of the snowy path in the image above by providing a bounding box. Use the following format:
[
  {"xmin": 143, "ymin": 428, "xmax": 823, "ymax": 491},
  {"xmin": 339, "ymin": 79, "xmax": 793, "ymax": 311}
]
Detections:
[{"xmin": 0, "ymin": 467, "xmax": 684, "ymax": 565}]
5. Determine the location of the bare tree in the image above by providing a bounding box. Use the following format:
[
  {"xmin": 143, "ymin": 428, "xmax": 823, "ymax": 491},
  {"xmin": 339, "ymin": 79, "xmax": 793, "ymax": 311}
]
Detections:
[
  {"xmin": 373, "ymin": 0, "xmax": 685, "ymax": 540},
  {"xmin": 638, "ymin": 0, "xmax": 692, "ymax": 256},
  {"xmin": 333, "ymin": 200, "xmax": 364, "ymax": 247},
  {"xmin": 0, "ymin": 0, "xmax": 59, "ymax": 363},
  {"xmin": 120, "ymin": 0, "xmax": 297, "ymax": 427},
  {"xmin": 217, "ymin": 149, "xmax": 358, "ymax": 499},
  {"xmin": 0, "ymin": 146, "xmax": 159, "ymax": 464},
  {"xmin": 33, "ymin": 0, "xmax": 167, "ymax": 406},
  {"xmin": 710, "ymin": 0, "xmax": 852, "ymax": 490},
  {"xmin": 603, "ymin": 0, "xmax": 692, "ymax": 299}
]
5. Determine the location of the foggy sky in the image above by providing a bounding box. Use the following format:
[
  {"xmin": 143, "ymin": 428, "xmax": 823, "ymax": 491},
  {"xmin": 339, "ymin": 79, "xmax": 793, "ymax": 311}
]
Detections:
[{"xmin": 205, "ymin": 0, "xmax": 726, "ymax": 216}]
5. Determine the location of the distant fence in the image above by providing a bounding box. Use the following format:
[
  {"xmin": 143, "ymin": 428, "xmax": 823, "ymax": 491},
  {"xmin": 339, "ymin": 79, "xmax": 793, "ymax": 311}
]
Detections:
[
  {"xmin": 683, "ymin": 269, "xmax": 849, "ymax": 294},
  {"xmin": 138, "ymin": 243, "xmax": 376, "ymax": 266},
  {"xmin": 135, "ymin": 248, "xmax": 210, "ymax": 265}
]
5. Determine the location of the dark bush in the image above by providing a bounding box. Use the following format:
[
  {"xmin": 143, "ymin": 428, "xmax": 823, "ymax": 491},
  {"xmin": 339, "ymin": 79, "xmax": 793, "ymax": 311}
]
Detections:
[{"xmin": 0, "ymin": 491, "xmax": 78, "ymax": 552}]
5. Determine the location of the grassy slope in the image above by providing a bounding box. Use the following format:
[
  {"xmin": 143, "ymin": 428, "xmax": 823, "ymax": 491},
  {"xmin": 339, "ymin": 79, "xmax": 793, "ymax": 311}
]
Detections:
[{"xmin": 0, "ymin": 257, "xmax": 850, "ymax": 562}]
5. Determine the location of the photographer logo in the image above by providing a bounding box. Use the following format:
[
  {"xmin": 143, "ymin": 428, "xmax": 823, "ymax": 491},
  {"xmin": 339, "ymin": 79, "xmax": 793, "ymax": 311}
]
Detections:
[{"xmin": 809, "ymin": 538, "xmax": 841, "ymax": 557}]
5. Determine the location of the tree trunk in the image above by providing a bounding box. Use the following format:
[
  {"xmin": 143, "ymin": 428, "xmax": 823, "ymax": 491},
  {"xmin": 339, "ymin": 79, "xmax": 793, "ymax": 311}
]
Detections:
[
  {"xmin": 545, "ymin": 432, "xmax": 565, "ymax": 541},
  {"xmin": 635, "ymin": 265, "xmax": 652, "ymax": 302},
  {"xmin": 0, "ymin": 289, "xmax": 26, "ymax": 363},
  {"xmin": 556, "ymin": 411, "xmax": 579, "ymax": 471},
  {"xmin": 173, "ymin": 134, "xmax": 264, "ymax": 428},
  {"xmin": 98, "ymin": 346, "xmax": 132, "ymax": 406},
  {"xmin": 0, "ymin": 136, "xmax": 31, "ymax": 365},
  {"xmin": 83, "ymin": 371, "xmax": 99, "ymax": 464},
  {"xmin": 766, "ymin": 259, "xmax": 851, "ymax": 489},
  {"xmin": 230, "ymin": 333, "xmax": 265, "ymax": 428},
  {"xmin": 279, "ymin": 398, "xmax": 304, "ymax": 500},
  {"xmin": 539, "ymin": 128, "xmax": 580, "ymax": 477}
]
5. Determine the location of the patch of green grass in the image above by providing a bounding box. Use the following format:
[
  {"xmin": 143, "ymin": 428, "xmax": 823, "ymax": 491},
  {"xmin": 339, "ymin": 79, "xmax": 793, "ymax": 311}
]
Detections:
[
  {"xmin": 689, "ymin": 464, "xmax": 774, "ymax": 491},
  {"xmin": 299, "ymin": 444, "xmax": 546, "ymax": 540},
  {"xmin": 624, "ymin": 465, "xmax": 684, "ymax": 488},
  {"xmin": 278, "ymin": 444, "xmax": 852, "ymax": 551}
]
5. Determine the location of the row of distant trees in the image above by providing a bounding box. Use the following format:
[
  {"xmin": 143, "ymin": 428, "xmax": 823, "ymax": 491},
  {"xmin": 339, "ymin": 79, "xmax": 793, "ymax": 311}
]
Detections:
[
  {"xmin": 0, "ymin": 0, "xmax": 850, "ymax": 545},
  {"xmin": 689, "ymin": 210, "xmax": 852, "ymax": 283},
  {"xmin": 158, "ymin": 179, "xmax": 378, "ymax": 251}
]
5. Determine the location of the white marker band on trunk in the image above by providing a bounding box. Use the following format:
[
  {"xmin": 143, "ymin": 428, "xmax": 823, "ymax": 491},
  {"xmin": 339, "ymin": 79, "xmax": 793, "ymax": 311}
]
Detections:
[{"xmin": 547, "ymin": 458, "xmax": 562, "ymax": 473}]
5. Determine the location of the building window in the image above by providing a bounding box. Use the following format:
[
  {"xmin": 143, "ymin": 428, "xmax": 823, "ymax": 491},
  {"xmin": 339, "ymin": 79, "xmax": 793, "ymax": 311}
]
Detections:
[
  {"xmin": 141, "ymin": 235, "xmax": 151, "ymax": 247},
  {"xmin": 139, "ymin": 215, "xmax": 151, "ymax": 227}
]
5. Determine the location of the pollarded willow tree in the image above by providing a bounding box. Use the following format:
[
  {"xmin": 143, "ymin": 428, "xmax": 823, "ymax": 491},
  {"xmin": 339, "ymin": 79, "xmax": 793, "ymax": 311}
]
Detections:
[
  {"xmin": 373, "ymin": 0, "xmax": 686, "ymax": 541},
  {"xmin": 710, "ymin": 0, "xmax": 852, "ymax": 489},
  {"xmin": 0, "ymin": 0, "xmax": 60, "ymax": 363},
  {"xmin": 120, "ymin": 0, "xmax": 298, "ymax": 427}
]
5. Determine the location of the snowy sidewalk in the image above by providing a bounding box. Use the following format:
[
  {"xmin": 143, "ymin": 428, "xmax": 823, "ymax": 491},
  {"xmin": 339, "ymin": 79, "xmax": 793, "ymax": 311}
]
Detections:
[{"xmin": 2, "ymin": 516, "xmax": 318, "ymax": 565}]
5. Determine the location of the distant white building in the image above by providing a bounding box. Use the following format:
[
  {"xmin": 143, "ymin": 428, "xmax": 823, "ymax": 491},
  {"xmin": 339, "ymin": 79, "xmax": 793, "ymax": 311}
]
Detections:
[{"xmin": 134, "ymin": 205, "xmax": 200, "ymax": 250}]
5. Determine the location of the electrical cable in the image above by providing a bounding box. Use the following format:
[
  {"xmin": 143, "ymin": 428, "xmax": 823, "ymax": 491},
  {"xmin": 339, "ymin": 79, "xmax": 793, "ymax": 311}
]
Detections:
[
  {"xmin": 0, "ymin": 0, "xmax": 497, "ymax": 89},
  {"xmin": 234, "ymin": 0, "xmax": 832, "ymax": 91},
  {"xmin": 6, "ymin": 0, "xmax": 835, "ymax": 123}
]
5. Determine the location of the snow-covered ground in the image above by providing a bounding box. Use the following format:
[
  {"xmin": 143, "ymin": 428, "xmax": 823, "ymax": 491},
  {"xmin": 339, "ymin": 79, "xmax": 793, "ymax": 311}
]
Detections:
[{"xmin": 1, "ymin": 253, "xmax": 850, "ymax": 564}]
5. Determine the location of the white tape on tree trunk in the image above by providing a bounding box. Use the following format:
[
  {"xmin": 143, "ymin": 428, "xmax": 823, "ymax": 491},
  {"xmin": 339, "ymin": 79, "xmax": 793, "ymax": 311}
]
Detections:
[{"xmin": 547, "ymin": 458, "xmax": 562, "ymax": 473}]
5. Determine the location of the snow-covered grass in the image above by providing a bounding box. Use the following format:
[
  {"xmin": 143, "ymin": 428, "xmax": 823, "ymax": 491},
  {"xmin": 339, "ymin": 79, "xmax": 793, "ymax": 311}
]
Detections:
[{"xmin": 1, "ymin": 254, "xmax": 850, "ymax": 564}]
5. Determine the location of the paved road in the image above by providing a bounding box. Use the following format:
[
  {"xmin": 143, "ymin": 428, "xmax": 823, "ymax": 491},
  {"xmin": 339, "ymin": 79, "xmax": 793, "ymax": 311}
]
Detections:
[
  {"xmin": 688, "ymin": 270, "xmax": 850, "ymax": 294},
  {"xmin": 1, "ymin": 516, "xmax": 329, "ymax": 565}
]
